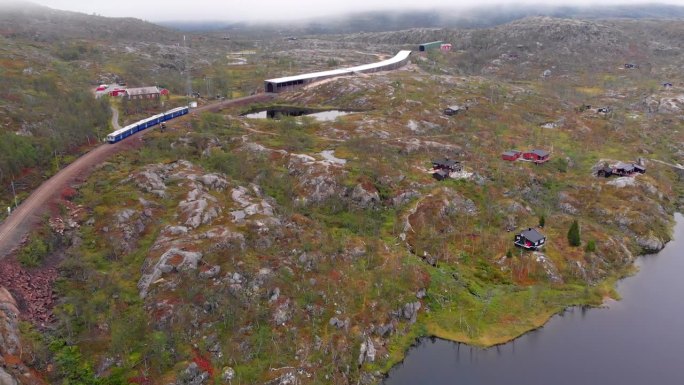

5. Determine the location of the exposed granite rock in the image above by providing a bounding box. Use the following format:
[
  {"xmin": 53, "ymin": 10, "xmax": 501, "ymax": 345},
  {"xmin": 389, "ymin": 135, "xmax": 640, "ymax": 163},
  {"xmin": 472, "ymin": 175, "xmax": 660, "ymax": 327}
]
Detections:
[
  {"xmin": 0, "ymin": 368, "xmax": 18, "ymax": 385},
  {"xmin": 637, "ymin": 235, "xmax": 665, "ymax": 253},
  {"xmin": 0, "ymin": 287, "xmax": 21, "ymax": 357},
  {"xmin": 391, "ymin": 190, "xmax": 419, "ymax": 207},
  {"xmin": 402, "ymin": 302, "xmax": 422, "ymax": 324},
  {"xmin": 358, "ymin": 336, "xmax": 376, "ymax": 365},
  {"xmin": 350, "ymin": 183, "xmax": 380, "ymax": 208},
  {"xmin": 220, "ymin": 367, "xmax": 235, "ymax": 382},
  {"xmin": 533, "ymin": 252, "xmax": 563, "ymax": 284},
  {"xmin": 607, "ymin": 177, "xmax": 636, "ymax": 188},
  {"xmin": 138, "ymin": 248, "xmax": 203, "ymax": 298}
]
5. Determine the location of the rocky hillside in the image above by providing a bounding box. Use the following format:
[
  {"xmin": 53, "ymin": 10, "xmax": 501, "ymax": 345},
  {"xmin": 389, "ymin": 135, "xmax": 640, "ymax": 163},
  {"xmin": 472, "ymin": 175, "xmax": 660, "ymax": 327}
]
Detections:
[
  {"xmin": 338, "ymin": 17, "xmax": 684, "ymax": 78},
  {"xmin": 1, "ymin": 12, "xmax": 684, "ymax": 385}
]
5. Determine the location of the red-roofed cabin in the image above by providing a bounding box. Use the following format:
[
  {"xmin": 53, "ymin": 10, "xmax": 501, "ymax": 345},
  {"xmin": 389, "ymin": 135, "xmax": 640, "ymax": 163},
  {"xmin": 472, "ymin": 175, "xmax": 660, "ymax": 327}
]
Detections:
[
  {"xmin": 523, "ymin": 149, "xmax": 550, "ymax": 163},
  {"xmin": 96, "ymin": 84, "xmax": 108, "ymax": 91},
  {"xmin": 502, "ymin": 150, "xmax": 521, "ymax": 161}
]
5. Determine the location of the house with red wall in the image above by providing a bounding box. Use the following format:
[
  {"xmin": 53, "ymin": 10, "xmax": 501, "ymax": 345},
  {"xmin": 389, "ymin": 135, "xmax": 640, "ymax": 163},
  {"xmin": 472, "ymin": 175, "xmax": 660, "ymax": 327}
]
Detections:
[{"xmin": 522, "ymin": 149, "xmax": 550, "ymax": 163}]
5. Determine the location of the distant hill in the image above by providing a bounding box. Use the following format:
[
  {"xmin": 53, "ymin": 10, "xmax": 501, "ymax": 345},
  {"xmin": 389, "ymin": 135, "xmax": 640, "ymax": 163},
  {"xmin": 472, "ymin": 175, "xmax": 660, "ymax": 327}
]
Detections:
[
  {"xmin": 161, "ymin": 3, "xmax": 684, "ymax": 35},
  {"xmin": 0, "ymin": 1, "xmax": 180, "ymax": 43}
]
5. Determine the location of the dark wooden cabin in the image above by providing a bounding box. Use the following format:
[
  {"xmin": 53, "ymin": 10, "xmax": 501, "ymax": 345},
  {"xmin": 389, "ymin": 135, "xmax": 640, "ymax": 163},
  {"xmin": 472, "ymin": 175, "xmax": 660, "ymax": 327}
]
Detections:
[
  {"xmin": 597, "ymin": 166, "xmax": 613, "ymax": 178},
  {"xmin": 514, "ymin": 228, "xmax": 546, "ymax": 250},
  {"xmin": 433, "ymin": 170, "xmax": 449, "ymax": 181},
  {"xmin": 432, "ymin": 158, "xmax": 462, "ymax": 172}
]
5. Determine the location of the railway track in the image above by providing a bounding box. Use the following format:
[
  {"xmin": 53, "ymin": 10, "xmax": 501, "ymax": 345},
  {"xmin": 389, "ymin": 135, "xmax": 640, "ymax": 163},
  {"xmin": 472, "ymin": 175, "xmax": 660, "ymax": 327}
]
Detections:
[{"xmin": 0, "ymin": 93, "xmax": 276, "ymax": 259}]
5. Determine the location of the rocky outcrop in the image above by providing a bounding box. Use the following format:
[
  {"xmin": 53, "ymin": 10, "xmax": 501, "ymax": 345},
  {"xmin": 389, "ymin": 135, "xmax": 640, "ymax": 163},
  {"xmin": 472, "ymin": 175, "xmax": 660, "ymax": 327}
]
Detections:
[
  {"xmin": 350, "ymin": 183, "xmax": 380, "ymax": 208},
  {"xmin": 177, "ymin": 362, "xmax": 209, "ymax": 385},
  {"xmin": 0, "ymin": 368, "xmax": 18, "ymax": 385},
  {"xmin": 533, "ymin": 252, "xmax": 563, "ymax": 284},
  {"xmin": 0, "ymin": 287, "xmax": 21, "ymax": 356},
  {"xmin": 358, "ymin": 336, "xmax": 376, "ymax": 365},
  {"xmin": 179, "ymin": 187, "xmax": 222, "ymax": 229},
  {"xmin": 637, "ymin": 234, "xmax": 665, "ymax": 253},
  {"xmin": 138, "ymin": 248, "xmax": 203, "ymax": 298}
]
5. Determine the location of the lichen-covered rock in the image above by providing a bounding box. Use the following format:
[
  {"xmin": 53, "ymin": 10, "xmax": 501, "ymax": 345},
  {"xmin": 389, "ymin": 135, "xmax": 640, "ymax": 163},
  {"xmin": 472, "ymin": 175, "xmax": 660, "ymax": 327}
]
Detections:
[
  {"xmin": 358, "ymin": 336, "xmax": 376, "ymax": 365},
  {"xmin": 0, "ymin": 287, "xmax": 21, "ymax": 357},
  {"xmin": 350, "ymin": 183, "xmax": 380, "ymax": 208},
  {"xmin": 607, "ymin": 177, "xmax": 636, "ymax": 188},
  {"xmin": 533, "ymin": 252, "xmax": 563, "ymax": 284},
  {"xmin": 0, "ymin": 368, "xmax": 18, "ymax": 385},
  {"xmin": 402, "ymin": 302, "xmax": 422, "ymax": 324},
  {"xmin": 273, "ymin": 299, "xmax": 292, "ymax": 326},
  {"xmin": 179, "ymin": 187, "xmax": 222, "ymax": 229},
  {"xmin": 220, "ymin": 367, "xmax": 235, "ymax": 383},
  {"xmin": 637, "ymin": 235, "xmax": 665, "ymax": 253},
  {"xmin": 138, "ymin": 248, "xmax": 203, "ymax": 298}
]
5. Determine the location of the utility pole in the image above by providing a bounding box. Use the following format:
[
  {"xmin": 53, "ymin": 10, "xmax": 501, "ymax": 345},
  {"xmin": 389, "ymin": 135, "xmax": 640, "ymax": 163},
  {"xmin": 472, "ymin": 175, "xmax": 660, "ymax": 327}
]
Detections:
[{"xmin": 11, "ymin": 179, "xmax": 17, "ymax": 208}]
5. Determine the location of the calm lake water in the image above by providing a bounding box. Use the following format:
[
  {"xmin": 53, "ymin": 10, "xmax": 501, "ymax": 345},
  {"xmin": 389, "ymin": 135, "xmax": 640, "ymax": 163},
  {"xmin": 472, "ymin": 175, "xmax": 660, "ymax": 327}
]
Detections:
[
  {"xmin": 384, "ymin": 213, "xmax": 684, "ymax": 385},
  {"xmin": 242, "ymin": 109, "xmax": 352, "ymax": 121}
]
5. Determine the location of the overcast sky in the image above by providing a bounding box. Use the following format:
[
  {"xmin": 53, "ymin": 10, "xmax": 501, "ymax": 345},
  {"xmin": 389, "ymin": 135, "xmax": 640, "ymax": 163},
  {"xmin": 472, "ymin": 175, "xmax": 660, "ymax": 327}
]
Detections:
[{"xmin": 16, "ymin": 0, "xmax": 684, "ymax": 21}]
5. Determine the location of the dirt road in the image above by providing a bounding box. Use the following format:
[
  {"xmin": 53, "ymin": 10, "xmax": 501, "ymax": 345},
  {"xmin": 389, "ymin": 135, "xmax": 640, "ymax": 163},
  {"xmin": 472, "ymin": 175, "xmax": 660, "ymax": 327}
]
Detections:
[{"xmin": 0, "ymin": 93, "xmax": 275, "ymax": 259}]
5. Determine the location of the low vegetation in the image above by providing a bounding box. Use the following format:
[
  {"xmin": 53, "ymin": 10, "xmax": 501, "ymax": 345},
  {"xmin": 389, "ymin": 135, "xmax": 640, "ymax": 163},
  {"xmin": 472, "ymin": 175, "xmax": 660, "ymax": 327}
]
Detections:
[{"xmin": 2, "ymin": 7, "xmax": 684, "ymax": 385}]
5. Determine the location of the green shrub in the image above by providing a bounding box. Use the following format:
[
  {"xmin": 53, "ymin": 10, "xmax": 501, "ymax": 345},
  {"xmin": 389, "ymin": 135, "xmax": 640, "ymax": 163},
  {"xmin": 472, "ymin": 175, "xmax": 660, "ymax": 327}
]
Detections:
[
  {"xmin": 18, "ymin": 237, "xmax": 49, "ymax": 267},
  {"xmin": 585, "ymin": 239, "xmax": 597, "ymax": 252},
  {"xmin": 568, "ymin": 220, "xmax": 581, "ymax": 247}
]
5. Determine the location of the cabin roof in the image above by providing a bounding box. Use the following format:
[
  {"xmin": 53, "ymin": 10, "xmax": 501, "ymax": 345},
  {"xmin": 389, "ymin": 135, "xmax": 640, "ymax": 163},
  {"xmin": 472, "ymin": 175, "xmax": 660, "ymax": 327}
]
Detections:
[
  {"xmin": 529, "ymin": 149, "xmax": 550, "ymax": 157},
  {"xmin": 520, "ymin": 228, "xmax": 545, "ymax": 243},
  {"xmin": 432, "ymin": 158, "xmax": 459, "ymax": 167},
  {"xmin": 615, "ymin": 162, "xmax": 635, "ymax": 171}
]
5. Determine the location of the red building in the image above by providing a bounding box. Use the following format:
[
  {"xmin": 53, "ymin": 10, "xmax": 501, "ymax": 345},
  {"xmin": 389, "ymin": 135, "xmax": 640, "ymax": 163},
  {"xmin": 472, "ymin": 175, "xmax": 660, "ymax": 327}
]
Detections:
[
  {"xmin": 522, "ymin": 149, "xmax": 550, "ymax": 163},
  {"xmin": 502, "ymin": 150, "xmax": 521, "ymax": 161}
]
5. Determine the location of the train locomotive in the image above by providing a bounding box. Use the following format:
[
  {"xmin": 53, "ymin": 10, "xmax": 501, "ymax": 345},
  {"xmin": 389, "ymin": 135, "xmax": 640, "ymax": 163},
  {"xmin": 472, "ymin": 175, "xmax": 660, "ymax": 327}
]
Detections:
[{"xmin": 106, "ymin": 105, "xmax": 189, "ymax": 143}]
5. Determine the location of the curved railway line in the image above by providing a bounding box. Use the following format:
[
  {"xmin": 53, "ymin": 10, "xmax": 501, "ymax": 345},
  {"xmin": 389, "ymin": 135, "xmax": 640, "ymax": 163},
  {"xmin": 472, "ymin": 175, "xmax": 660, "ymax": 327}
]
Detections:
[
  {"xmin": 0, "ymin": 49, "xmax": 412, "ymax": 259},
  {"xmin": 0, "ymin": 93, "xmax": 275, "ymax": 259}
]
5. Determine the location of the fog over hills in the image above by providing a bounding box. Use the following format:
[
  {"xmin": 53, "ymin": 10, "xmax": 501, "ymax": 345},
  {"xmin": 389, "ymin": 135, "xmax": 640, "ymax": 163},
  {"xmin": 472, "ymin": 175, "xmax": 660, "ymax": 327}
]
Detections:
[{"xmin": 160, "ymin": 3, "xmax": 684, "ymax": 34}]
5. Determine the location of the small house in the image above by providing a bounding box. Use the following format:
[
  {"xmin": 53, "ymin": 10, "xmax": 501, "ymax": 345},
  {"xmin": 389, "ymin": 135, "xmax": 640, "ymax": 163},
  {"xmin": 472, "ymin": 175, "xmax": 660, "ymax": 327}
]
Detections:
[
  {"xmin": 597, "ymin": 107, "xmax": 612, "ymax": 114},
  {"xmin": 614, "ymin": 162, "xmax": 636, "ymax": 176},
  {"xmin": 440, "ymin": 43, "xmax": 452, "ymax": 52},
  {"xmin": 522, "ymin": 149, "xmax": 550, "ymax": 163},
  {"xmin": 125, "ymin": 86, "xmax": 161, "ymax": 100},
  {"xmin": 514, "ymin": 228, "xmax": 546, "ymax": 250},
  {"xmin": 433, "ymin": 170, "xmax": 449, "ymax": 181},
  {"xmin": 624, "ymin": 63, "xmax": 638, "ymax": 69},
  {"xmin": 663, "ymin": 82, "xmax": 673, "ymax": 88},
  {"xmin": 597, "ymin": 166, "xmax": 613, "ymax": 178},
  {"xmin": 502, "ymin": 150, "xmax": 521, "ymax": 161},
  {"xmin": 633, "ymin": 164, "xmax": 646, "ymax": 174},
  {"xmin": 444, "ymin": 105, "xmax": 466, "ymax": 116},
  {"xmin": 418, "ymin": 41, "xmax": 443, "ymax": 52},
  {"xmin": 432, "ymin": 158, "xmax": 462, "ymax": 172},
  {"xmin": 96, "ymin": 84, "xmax": 108, "ymax": 91}
]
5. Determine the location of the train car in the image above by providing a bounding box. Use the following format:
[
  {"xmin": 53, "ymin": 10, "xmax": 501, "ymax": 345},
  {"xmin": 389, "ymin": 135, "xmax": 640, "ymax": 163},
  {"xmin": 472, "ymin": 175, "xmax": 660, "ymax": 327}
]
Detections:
[{"xmin": 106, "ymin": 106, "xmax": 189, "ymax": 143}]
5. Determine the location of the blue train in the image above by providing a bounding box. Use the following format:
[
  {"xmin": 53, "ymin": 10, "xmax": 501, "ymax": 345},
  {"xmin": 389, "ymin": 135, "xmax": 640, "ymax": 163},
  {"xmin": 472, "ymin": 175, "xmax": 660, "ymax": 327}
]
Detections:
[{"xmin": 106, "ymin": 105, "xmax": 189, "ymax": 143}]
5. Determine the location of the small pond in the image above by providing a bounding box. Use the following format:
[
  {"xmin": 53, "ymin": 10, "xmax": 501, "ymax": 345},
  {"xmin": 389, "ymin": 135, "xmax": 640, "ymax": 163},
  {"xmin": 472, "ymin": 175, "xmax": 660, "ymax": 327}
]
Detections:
[{"xmin": 242, "ymin": 108, "xmax": 354, "ymax": 121}]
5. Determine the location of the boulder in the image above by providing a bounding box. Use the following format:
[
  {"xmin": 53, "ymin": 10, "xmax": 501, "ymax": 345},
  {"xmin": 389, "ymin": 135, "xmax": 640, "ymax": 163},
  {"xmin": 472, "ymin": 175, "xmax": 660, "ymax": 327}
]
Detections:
[
  {"xmin": 358, "ymin": 336, "xmax": 376, "ymax": 365},
  {"xmin": 0, "ymin": 287, "xmax": 21, "ymax": 357},
  {"xmin": 637, "ymin": 235, "xmax": 665, "ymax": 253},
  {"xmin": 0, "ymin": 368, "xmax": 18, "ymax": 385},
  {"xmin": 220, "ymin": 367, "xmax": 235, "ymax": 383},
  {"xmin": 402, "ymin": 302, "xmax": 422, "ymax": 324},
  {"xmin": 138, "ymin": 248, "xmax": 203, "ymax": 298}
]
